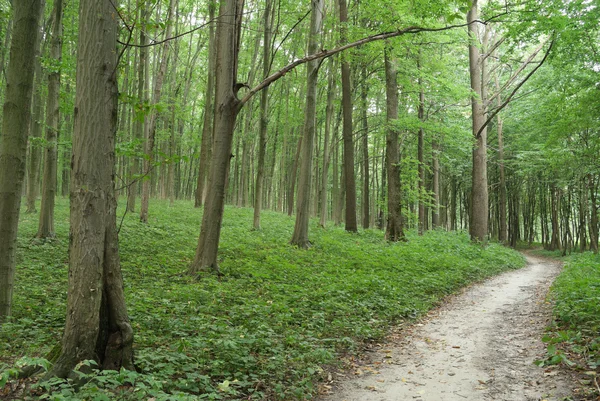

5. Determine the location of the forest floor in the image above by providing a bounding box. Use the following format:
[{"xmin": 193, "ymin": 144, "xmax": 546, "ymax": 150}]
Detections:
[{"xmin": 318, "ymin": 254, "xmax": 579, "ymax": 401}]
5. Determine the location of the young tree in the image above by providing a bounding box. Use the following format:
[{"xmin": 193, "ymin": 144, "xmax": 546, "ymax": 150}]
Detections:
[
  {"xmin": 37, "ymin": 0, "xmax": 64, "ymax": 239},
  {"xmin": 289, "ymin": 0, "xmax": 325, "ymax": 247},
  {"xmin": 0, "ymin": 0, "xmax": 44, "ymax": 321},
  {"xmin": 48, "ymin": 0, "xmax": 134, "ymax": 376},
  {"xmin": 384, "ymin": 47, "xmax": 405, "ymax": 241}
]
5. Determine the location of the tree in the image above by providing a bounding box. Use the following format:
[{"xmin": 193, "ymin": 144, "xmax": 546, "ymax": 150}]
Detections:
[
  {"xmin": 37, "ymin": 0, "xmax": 64, "ymax": 239},
  {"xmin": 467, "ymin": 0, "xmax": 488, "ymax": 242},
  {"xmin": 48, "ymin": 0, "xmax": 134, "ymax": 377},
  {"xmin": 339, "ymin": 0, "xmax": 358, "ymax": 233},
  {"xmin": 384, "ymin": 47, "xmax": 405, "ymax": 241},
  {"xmin": 289, "ymin": 0, "xmax": 325, "ymax": 247},
  {"xmin": 0, "ymin": 0, "xmax": 44, "ymax": 321}
]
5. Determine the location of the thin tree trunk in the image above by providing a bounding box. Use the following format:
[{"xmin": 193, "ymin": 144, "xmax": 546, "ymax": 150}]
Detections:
[
  {"xmin": 339, "ymin": 0, "xmax": 357, "ymax": 233},
  {"xmin": 127, "ymin": 9, "xmax": 148, "ymax": 213},
  {"xmin": 48, "ymin": 0, "xmax": 134, "ymax": 376},
  {"xmin": 417, "ymin": 57, "xmax": 425, "ymax": 235},
  {"xmin": 384, "ymin": 47, "xmax": 405, "ymax": 241},
  {"xmin": 0, "ymin": 0, "xmax": 43, "ymax": 321},
  {"xmin": 195, "ymin": 2, "xmax": 216, "ymax": 208},
  {"xmin": 290, "ymin": 0, "xmax": 325, "ymax": 247},
  {"xmin": 319, "ymin": 60, "xmax": 336, "ymax": 228},
  {"xmin": 140, "ymin": 0, "xmax": 175, "ymax": 223},
  {"xmin": 431, "ymin": 138, "xmax": 440, "ymax": 227},
  {"xmin": 361, "ymin": 66, "xmax": 370, "ymax": 229},
  {"xmin": 252, "ymin": 0, "xmax": 273, "ymax": 229},
  {"xmin": 37, "ymin": 0, "xmax": 63, "ymax": 239}
]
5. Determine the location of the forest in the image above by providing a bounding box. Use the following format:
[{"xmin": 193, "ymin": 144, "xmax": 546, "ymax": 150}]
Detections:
[{"xmin": 0, "ymin": 0, "xmax": 598, "ymax": 399}]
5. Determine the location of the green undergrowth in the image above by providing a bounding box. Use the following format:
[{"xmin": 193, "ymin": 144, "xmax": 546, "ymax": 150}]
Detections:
[
  {"xmin": 542, "ymin": 253, "xmax": 600, "ymax": 379},
  {"xmin": 2, "ymin": 198, "xmax": 524, "ymax": 400}
]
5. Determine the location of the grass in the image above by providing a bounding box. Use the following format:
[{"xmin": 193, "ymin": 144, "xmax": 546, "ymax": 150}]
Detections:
[
  {"xmin": 543, "ymin": 252, "xmax": 600, "ymax": 377},
  {"xmin": 1, "ymin": 197, "xmax": 525, "ymax": 400}
]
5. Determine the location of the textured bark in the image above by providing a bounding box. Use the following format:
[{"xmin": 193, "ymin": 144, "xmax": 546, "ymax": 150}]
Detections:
[
  {"xmin": 189, "ymin": 0, "xmax": 244, "ymax": 273},
  {"xmin": 0, "ymin": 0, "xmax": 43, "ymax": 321},
  {"xmin": 495, "ymin": 72, "xmax": 507, "ymax": 243},
  {"xmin": 319, "ymin": 61, "xmax": 336, "ymax": 228},
  {"xmin": 361, "ymin": 66, "xmax": 370, "ymax": 229},
  {"xmin": 589, "ymin": 175, "xmax": 598, "ymax": 254},
  {"xmin": 195, "ymin": 2, "xmax": 216, "ymax": 208},
  {"xmin": 339, "ymin": 0, "xmax": 357, "ymax": 233},
  {"xmin": 467, "ymin": 0, "xmax": 488, "ymax": 242},
  {"xmin": 417, "ymin": 58, "xmax": 425, "ymax": 235},
  {"xmin": 431, "ymin": 139, "xmax": 440, "ymax": 227},
  {"xmin": 384, "ymin": 49, "xmax": 405, "ymax": 242},
  {"xmin": 25, "ymin": 23, "xmax": 44, "ymax": 214},
  {"xmin": 127, "ymin": 9, "xmax": 148, "ymax": 213},
  {"xmin": 290, "ymin": 0, "xmax": 325, "ymax": 247},
  {"xmin": 47, "ymin": 0, "xmax": 134, "ymax": 377},
  {"xmin": 253, "ymin": 0, "xmax": 273, "ymax": 229},
  {"xmin": 140, "ymin": 0, "xmax": 175, "ymax": 223},
  {"xmin": 37, "ymin": 0, "xmax": 63, "ymax": 239}
]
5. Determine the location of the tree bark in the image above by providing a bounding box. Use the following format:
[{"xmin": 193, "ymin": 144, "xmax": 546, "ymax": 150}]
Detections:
[
  {"xmin": 339, "ymin": 0, "xmax": 357, "ymax": 233},
  {"xmin": 361, "ymin": 66, "xmax": 370, "ymax": 229},
  {"xmin": 26, "ymin": 20, "xmax": 45, "ymax": 214},
  {"xmin": 384, "ymin": 48, "xmax": 405, "ymax": 242},
  {"xmin": 289, "ymin": 0, "xmax": 325, "ymax": 247},
  {"xmin": 140, "ymin": 0, "xmax": 175, "ymax": 223},
  {"xmin": 252, "ymin": 0, "xmax": 273, "ymax": 229},
  {"xmin": 467, "ymin": 0, "xmax": 488, "ymax": 242},
  {"xmin": 195, "ymin": 2, "xmax": 216, "ymax": 208},
  {"xmin": 417, "ymin": 56, "xmax": 425, "ymax": 235},
  {"xmin": 37, "ymin": 0, "xmax": 64, "ymax": 239},
  {"xmin": 319, "ymin": 60, "xmax": 336, "ymax": 228},
  {"xmin": 48, "ymin": 0, "xmax": 134, "ymax": 376},
  {"xmin": 0, "ymin": 0, "xmax": 43, "ymax": 321},
  {"xmin": 189, "ymin": 0, "xmax": 244, "ymax": 273}
]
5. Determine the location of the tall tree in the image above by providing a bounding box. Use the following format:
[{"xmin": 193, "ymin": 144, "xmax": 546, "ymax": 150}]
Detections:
[
  {"xmin": 0, "ymin": 0, "xmax": 44, "ymax": 321},
  {"xmin": 252, "ymin": 0, "xmax": 274, "ymax": 230},
  {"xmin": 140, "ymin": 0, "xmax": 176, "ymax": 223},
  {"xmin": 289, "ymin": 0, "xmax": 325, "ymax": 247},
  {"xmin": 339, "ymin": 0, "xmax": 357, "ymax": 233},
  {"xmin": 37, "ymin": 0, "xmax": 64, "ymax": 239},
  {"xmin": 467, "ymin": 0, "xmax": 488, "ymax": 242},
  {"xmin": 195, "ymin": 1, "xmax": 216, "ymax": 208},
  {"xmin": 48, "ymin": 0, "xmax": 134, "ymax": 377},
  {"xmin": 384, "ymin": 47, "xmax": 405, "ymax": 241}
]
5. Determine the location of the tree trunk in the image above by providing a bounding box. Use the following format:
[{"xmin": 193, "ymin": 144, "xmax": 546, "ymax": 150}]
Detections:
[
  {"xmin": 252, "ymin": 0, "xmax": 274, "ymax": 229},
  {"xmin": 26, "ymin": 21, "xmax": 45, "ymax": 214},
  {"xmin": 37, "ymin": 0, "xmax": 63, "ymax": 239},
  {"xmin": 467, "ymin": 0, "xmax": 488, "ymax": 242},
  {"xmin": 127, "ymin": 9, "xmax": 148, "ymax": 213},
  {"xmin": 339, "ymin": 0, "xmax": 357, "ymax": 233},
  {"xmin": 195, "ymin": 2, "xmax": 216, "ymax": 208},
  {"xmin": 189, "ymin": 0, "xmax": 244, "ymax": 273},
  {"xmin": 0, "ymin": 0, "xmax": 43, "ymax": 321},
  {"xmin": 319, "ymin": 60, "xmax": 336, "ymax": 228},
  {"xmin": 417, "ymin": 59, "xmax": 425, "ymax": 235},
  {"xmin": 290, "ymin": 0, "xmax": 325, "ymax": 247},
  {"xmin": 140, "ymin": 0, "xmax": 175, "ymax": 223},
  {"xmin": 361, "ymin": 66, "xmax": 370, "ymax": 229},
  {"xmin": 48, "ymin": 0, "xmax": 134, "ymax": 376},
  {"xmin": 589, "ymin": 174, "xmax": 598, "ymax": 253},
  {"xmin": 384, "ymin": 48, "xmax": 405, "ymax": 241},
  {"xmin": 431, "ymin": 138, "xmax": 440, "ymax": 227}
]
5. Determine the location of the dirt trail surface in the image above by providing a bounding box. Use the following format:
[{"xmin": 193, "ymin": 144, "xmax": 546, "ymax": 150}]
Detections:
[{"xmin": 318, "ymin": 255, "xmax": 576, "ymax": 401}]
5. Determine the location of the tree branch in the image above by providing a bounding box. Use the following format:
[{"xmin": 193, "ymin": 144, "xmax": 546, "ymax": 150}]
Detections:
[
  {"xmin": 476, "ymin": 38, "xmax": 554, "ymax": 139},
  {"xmin": 241, "ymin": 20, "xmax": 487, "ymax": 106}
]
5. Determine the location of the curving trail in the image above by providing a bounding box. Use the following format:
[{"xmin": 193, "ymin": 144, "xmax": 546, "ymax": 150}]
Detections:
[{"xmin": 318, "ymin": 255, "xmax": 575, "ymax": 401}]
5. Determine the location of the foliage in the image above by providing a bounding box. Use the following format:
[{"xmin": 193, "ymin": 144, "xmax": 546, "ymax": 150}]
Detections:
[
  {"xmin": 543, "ymin": 253, "xmax": 600, "ymax": 374},
  {"xmin": 1, "ymin": 198, "xmax": 524, "ymax": 400}
]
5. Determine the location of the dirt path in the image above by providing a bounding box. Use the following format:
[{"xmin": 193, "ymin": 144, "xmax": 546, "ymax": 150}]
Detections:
[{"xmin": 318, "ymin": 255, "xmax": 575, "ymax": 401}]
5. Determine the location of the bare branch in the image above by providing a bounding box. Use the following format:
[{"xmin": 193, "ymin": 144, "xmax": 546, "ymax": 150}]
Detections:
[
  {"xmin": 476, "ymin": 39, "xmax": 554, "ymax": 139},
  {"xmin": 241, "ymin": 20, "xmax": 487, "ymax": 106}
]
